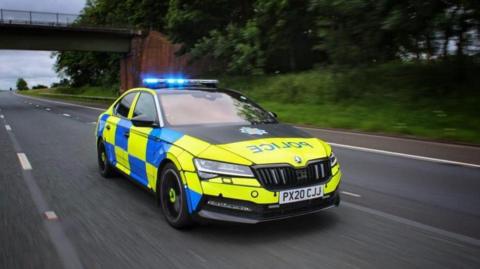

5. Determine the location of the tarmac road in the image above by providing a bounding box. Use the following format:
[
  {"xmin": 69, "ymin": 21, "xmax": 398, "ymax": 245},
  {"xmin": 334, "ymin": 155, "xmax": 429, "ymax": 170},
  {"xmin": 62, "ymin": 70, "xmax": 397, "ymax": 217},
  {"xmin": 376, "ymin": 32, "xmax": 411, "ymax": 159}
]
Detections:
[{"xmin": 1, "ymin": 91, "xmax": 479, "ymax": 269}]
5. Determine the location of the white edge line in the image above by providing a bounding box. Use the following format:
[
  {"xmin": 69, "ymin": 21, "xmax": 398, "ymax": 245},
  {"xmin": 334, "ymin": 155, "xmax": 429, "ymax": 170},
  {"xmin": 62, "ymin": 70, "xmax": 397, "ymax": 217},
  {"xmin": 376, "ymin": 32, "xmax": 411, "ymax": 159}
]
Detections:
[
  {"xmin": 63, "ymin": 113, "xmax": 71, "ymax": 117},
  {"xmin": 17, "ymin": 153, "xmax": 32, "ymax": 170},
  {"xmin": 341, "ymin": 191, "xmax": 361, "ymax": 198},
  {"xmin": 14, "ymin": 93, "xmax": 104, "ymax": 111},
  {"xmin": 329, "ymin": 142, "xmax": 480, "ymax": 169},
  {"xmin": 5, "ymin": 124, "xmax": 12, "ymax": 131}
]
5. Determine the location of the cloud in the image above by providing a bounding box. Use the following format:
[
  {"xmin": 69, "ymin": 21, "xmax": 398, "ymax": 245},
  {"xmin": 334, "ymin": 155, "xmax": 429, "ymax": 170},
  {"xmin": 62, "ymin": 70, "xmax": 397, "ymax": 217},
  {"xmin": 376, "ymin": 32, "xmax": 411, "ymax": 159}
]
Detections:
[
  {"xmin": 0, "ymin": 51, "xmax": 59, "ymax": 90},
  {"xmin": 1, "ymin": 0, "xmax": 86, "ymax": 14},
  {"xmin": 0, "ymin": 0, "xmax": 86, "ymax": 90}
]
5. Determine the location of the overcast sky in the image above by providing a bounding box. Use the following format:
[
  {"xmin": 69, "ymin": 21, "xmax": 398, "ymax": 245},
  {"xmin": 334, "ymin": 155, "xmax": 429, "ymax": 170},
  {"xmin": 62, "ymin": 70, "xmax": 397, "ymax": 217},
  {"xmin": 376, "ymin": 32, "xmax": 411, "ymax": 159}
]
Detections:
[{"xmin": 0, "ymin": 0, "xmax": 86, "ymax": 90}]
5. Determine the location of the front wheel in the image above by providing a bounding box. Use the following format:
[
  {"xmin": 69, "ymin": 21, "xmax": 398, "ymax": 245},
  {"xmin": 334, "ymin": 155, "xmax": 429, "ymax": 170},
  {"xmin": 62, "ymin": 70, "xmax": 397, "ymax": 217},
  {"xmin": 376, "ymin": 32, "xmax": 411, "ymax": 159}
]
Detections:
[
  {"xmin": 97, "ymin": 140, "xmax": 115, "ymax": 178},
  {"xmin": 159, "ymin": 163, "xmax": 193, "ymax": 229}
]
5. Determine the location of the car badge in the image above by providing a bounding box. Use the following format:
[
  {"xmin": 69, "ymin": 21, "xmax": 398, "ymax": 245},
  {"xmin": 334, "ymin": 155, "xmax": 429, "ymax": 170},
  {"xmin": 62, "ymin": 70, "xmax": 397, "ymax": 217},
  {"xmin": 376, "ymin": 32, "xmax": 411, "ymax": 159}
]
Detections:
[
  {"xmin": 240, "ymin": 127, "xmax": 268, "ymax": 135},
  {"xmin": 294, "ymin": 156, "xmax": 302, "ymax": 164}
]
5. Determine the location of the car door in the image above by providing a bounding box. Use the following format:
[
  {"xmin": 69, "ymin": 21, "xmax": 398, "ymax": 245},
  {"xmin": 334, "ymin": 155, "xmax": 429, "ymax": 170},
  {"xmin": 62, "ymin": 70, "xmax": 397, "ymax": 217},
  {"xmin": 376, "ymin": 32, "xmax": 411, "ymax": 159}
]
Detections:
[
  {"xmin": 106, "ymin": 91, "xmax": 138, "ymax": 173},
  {"xmin": 127, "ymin": 92, "xmax": 160, "ymax": 188}
]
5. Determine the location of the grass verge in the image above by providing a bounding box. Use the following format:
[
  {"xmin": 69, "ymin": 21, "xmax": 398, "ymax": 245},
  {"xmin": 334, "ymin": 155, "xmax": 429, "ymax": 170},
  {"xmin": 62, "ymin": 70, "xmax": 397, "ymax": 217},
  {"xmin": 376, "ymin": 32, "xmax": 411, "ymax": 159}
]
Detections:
[{"xmin": 18, "ymin": 86, "xmax": 116, "ymax": 106}]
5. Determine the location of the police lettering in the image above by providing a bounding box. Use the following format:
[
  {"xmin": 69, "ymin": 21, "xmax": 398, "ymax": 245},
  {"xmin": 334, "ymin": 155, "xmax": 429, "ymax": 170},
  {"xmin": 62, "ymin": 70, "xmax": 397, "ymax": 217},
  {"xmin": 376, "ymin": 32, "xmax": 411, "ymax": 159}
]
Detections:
[{"xmin": 247, "ymin": 141, "xmax": 313, "ymax": 153}]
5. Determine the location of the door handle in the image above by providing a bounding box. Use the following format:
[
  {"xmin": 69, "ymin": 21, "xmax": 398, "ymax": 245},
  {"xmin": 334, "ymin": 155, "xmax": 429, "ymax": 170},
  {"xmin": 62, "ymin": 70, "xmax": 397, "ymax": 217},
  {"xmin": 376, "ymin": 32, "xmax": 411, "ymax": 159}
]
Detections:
[
  {"xmin": 106, "ymin": 125, "xmax": 111, "ymax": 130},
  {"xmin": 124, "ymin": 132, "xmax": 129, "ymax": 138}
]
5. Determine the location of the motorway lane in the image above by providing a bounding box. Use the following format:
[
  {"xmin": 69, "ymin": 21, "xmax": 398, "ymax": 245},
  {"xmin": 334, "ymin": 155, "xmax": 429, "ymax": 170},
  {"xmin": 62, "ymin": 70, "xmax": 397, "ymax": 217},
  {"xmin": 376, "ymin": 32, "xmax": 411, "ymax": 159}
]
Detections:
[{"xmin": 1, "ymin": 91, "xmax": 479, "ymax": 268}]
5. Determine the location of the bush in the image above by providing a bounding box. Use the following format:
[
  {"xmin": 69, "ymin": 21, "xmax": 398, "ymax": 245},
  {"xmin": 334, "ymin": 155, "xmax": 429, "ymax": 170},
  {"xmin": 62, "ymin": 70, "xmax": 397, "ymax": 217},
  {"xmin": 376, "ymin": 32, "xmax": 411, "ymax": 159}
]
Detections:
[{"xmin": 32, "ymin": 84, "xmax": 48, "ymax": 89}]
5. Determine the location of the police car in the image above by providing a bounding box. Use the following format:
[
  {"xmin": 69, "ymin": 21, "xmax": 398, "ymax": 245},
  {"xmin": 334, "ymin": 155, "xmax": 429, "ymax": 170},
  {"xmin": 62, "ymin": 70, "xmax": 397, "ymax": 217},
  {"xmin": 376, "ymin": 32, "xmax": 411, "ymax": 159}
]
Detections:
[{"xmin": 96, "ymin": 78, "xmax": 341, "ymax": 228}]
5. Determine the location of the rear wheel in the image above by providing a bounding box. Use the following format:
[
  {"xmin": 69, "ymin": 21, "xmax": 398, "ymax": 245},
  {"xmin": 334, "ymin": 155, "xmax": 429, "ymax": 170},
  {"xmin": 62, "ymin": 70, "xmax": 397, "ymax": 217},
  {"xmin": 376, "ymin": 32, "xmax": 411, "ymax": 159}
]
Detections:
[
  {"xmin": 159, "ymin": 163, "xmax": 193, "ymax": 229},
  {"xmin": 97, "ymin": 140, "xmax": 115, "ymax": 178}
]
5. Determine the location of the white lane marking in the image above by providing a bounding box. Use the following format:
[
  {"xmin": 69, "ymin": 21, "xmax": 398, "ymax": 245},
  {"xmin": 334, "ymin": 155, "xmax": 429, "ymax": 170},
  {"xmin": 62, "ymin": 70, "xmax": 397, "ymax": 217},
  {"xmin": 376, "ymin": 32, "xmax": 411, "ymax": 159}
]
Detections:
[
  {"xmin": 35, "ymin": 105, "xmax": 40, "ymax": 107},
  {"xmin": 329, "ymin": 142, "xmax": 480, "ymax": 169},
  {"xmin": 45, "ymin": 108, "xmax": 51, "ymax": 111},
  {"xmin": 15, "ymin": 93, "xmax": 104, "ymax": 111},
  {"xmin": 90, "ymin": 121, "xmax": 97, "ymax": 125},
  {"xmin": 343, "ymin": 201, "xmax": 480, "ymax": 247},
  {"xmin": 44, "ymin": 211, "xmax": 59, "ymax": 221},
  {"xmin": 63, "ymin": 113, "xmax": 71, "ymax": 117},
  {"xmin": 5, "ymin": 125, "xmax": 12, "ymax": 131},
  {"xmin": 187, "ymin": 249, "xmax": 207, "ymax": 263},
  {"xmin": 17, "ymin": 153, "xmax": 32, "ymax": 170},
  {"xmin": 0, "ymin": 114, "xmax": 4, "ymax": 119},
  {"xmin": 341, "ymin": 191, "xmax": 361, "ymax": 198}
]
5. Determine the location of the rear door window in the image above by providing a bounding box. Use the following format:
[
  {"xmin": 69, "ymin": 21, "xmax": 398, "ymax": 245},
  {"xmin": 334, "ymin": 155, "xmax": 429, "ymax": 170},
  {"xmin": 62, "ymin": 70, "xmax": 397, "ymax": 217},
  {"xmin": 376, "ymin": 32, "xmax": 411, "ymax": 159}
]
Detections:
[{"xmin": 115, "ymin": 92, "xmax": 137, "ymax": 118}]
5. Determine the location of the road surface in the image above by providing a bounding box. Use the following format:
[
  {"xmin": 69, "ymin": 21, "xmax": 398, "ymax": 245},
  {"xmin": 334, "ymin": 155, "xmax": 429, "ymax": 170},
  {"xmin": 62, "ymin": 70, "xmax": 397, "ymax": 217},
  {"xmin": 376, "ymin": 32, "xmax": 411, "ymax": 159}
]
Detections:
[{"xmin": 1, "ymin": 91, "xmax": 479, "ymax": 269}]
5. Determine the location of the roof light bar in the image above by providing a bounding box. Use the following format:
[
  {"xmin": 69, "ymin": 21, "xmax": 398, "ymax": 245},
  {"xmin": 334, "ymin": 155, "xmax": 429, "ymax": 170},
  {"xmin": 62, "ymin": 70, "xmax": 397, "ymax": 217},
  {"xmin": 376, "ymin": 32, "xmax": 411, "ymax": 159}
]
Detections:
[{"xmin": 142, "ymin": 78, "xmax": 218, "ymax": 88}]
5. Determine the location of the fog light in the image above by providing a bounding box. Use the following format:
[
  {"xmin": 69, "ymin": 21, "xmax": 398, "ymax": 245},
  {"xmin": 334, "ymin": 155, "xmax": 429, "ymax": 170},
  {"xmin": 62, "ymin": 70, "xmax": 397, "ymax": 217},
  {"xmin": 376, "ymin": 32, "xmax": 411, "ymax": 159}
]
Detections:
[{"xmin": 207, "ymin": 200, "xmax": 253, "ymax": 212}]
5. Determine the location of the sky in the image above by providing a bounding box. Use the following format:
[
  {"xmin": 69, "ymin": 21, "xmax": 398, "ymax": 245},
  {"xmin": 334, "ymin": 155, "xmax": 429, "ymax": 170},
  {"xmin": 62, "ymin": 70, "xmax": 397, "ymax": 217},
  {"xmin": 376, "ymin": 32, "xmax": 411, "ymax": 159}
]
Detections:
[{"xmin": 0, "ymin": 0, "xmax": 86, "ymax": 90}]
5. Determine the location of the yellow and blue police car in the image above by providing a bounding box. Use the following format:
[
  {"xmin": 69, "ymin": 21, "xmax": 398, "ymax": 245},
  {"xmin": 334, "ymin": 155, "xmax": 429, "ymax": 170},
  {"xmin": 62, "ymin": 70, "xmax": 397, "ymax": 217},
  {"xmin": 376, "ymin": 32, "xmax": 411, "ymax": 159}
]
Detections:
[{"xmin": 96, "ymin": 78, "xmax": 341, "ymax": 228}]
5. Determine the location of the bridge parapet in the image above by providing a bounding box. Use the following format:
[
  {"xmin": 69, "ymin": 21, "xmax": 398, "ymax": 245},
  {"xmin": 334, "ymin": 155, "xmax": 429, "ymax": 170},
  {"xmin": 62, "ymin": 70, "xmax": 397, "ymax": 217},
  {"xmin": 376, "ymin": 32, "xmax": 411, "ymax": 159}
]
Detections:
[{"xmin": 0, "ymin": 9, "xmax": 130, "ymax": 30}]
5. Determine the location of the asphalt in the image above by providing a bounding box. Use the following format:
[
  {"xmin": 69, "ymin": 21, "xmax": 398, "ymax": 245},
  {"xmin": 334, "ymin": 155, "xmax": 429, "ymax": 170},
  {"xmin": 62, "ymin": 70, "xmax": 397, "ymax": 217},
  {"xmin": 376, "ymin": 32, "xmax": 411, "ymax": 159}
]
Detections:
[{"xmin": 1, "ymin": 91, "xmax": 479, "ymax": 269}]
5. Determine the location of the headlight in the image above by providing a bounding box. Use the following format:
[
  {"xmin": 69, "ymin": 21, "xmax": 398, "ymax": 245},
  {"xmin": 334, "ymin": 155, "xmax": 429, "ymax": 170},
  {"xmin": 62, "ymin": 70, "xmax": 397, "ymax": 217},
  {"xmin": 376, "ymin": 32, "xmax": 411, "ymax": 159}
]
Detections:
[
  {"xmin": 329, "ymin": 152, "xmax": 338, "ymax": 167},
  {"xmin": 194, "ymin": 158, "xmax": 254, "ymax": 179}
]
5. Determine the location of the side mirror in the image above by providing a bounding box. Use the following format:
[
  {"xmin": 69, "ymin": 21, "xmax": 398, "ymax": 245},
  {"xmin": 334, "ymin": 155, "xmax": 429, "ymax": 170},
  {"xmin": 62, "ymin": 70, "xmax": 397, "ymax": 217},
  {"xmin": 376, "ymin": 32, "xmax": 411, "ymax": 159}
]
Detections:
[
  {"xmin": 269, "ymin": 111, "xmax": 278, "ymax": 118},
  {"xmin": 131, "ymin": 114, "xmax": 159, "ymax": 128}
]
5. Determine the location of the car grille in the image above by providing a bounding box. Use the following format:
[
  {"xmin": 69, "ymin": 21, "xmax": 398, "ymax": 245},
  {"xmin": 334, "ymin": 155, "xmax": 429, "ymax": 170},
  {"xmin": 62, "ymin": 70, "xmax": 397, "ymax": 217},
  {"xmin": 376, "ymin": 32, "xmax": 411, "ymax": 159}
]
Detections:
[{"xmin": 252, "ymin": 160, "xmax": 331, "ymax": 191}]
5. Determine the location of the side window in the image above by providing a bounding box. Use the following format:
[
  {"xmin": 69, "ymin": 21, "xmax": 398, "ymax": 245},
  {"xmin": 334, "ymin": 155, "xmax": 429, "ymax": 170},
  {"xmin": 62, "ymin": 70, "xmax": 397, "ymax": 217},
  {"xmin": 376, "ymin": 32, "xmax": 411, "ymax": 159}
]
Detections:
[
  {"xmin": 114, "ymin": 92, "xmax": 136, "ymax": 118},
  {"xmin": 132, "ymin": 93, "xmax": 158, "ymax": 122}
]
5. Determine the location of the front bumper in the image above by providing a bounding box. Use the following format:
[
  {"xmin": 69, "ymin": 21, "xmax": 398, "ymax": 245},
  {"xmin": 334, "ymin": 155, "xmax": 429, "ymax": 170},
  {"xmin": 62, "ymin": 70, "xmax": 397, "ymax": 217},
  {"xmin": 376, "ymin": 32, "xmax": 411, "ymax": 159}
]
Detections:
[{"xmin": 195, "ymin": 189, "xmax": 340, "ymax": 224}]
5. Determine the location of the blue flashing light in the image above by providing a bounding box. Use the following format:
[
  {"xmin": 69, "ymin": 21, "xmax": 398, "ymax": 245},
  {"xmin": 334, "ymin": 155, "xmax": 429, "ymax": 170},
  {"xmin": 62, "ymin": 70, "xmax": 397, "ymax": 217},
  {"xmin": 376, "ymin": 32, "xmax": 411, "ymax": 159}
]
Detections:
[
  {"xmin": 143, "ymin": 78, "xmax": 161, "ymax": 84},
  {"xmin": 141, "ymin": 77, "xmax": 219, "ymax": 88}
]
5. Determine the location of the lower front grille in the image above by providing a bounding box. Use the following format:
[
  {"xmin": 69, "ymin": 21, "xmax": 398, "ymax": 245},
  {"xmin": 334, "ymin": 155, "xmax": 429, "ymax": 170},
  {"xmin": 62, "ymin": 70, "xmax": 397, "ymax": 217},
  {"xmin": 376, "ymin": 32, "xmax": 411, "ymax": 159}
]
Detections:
[{"xmin": 253, "ymin": 160, "xmax": 331, "ymax": 190}]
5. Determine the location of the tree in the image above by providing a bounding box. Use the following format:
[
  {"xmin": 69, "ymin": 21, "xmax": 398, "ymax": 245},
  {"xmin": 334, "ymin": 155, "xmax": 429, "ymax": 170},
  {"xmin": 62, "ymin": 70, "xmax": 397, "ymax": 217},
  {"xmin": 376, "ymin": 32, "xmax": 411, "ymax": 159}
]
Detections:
[
  {"xmin": 53, "ymin": 0, "xmax": 480, "ymax": 82},
  {"xmin": 254, "ymin": 0, "xmax": 318, "ymax": 72},
  {"xmin": 168, "ymin": 0, "xmax": 318, "ymax": 74},
  {"xmin": 51, "ymin": 79, "xmax": 70, "ymax": 88},
  {"xmin": 166, "ymin": 0, "xmax": 255, "ymax": 53},
  {"xmin": 54, "ymin": 0, "xmax": 170, "ymax": 87},
  {"xmin": 32, "ymin": 84, "xmax": 48, "ymax": 89},
  {"xmin": 16, "ymin": 78, "xmax": 28, "ymax": 91},
  {"xmin": 310, "ymin": 0, "xmax": 480, "ymax": 65}
]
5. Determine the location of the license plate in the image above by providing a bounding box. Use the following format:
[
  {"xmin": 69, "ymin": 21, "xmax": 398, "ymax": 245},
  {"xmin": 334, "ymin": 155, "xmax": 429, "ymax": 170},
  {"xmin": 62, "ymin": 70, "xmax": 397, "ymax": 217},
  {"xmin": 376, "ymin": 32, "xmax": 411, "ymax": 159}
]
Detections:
[{"xmin": 279, "ymin": 184, "xmax": 324, "ymax": 204}]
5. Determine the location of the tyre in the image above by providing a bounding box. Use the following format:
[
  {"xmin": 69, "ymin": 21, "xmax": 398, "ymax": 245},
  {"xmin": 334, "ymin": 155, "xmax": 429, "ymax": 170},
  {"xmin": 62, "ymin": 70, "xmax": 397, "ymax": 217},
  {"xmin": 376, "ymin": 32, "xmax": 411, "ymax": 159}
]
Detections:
[
  {"xmin": 97, "ymin": 140, "xmax": 115, "ymax": 178},
  {"xmin": 159, "ymin": 163, "xmax": 193, "ymax": 229}
]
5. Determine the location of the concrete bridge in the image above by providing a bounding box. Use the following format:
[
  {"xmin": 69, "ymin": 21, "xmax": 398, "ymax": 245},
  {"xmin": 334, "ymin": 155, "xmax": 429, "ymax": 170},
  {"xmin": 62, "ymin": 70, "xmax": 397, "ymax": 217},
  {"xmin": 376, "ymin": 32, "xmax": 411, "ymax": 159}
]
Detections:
[{"xmin": 0, "ymin": 9, "xmax": 202, "ymax": 92}]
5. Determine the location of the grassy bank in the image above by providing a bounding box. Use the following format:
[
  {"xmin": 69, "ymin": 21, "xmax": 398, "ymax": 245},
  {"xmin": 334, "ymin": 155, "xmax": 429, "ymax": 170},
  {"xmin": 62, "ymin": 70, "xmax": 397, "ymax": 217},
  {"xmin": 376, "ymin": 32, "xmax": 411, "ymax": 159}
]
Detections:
[
  {"xmin": 221, "ymin": 62, "xmax": 480, "ymax": 144},
  {"xmin": 18, "ymin": 62, "xmax": 480, "ymax": 144}
]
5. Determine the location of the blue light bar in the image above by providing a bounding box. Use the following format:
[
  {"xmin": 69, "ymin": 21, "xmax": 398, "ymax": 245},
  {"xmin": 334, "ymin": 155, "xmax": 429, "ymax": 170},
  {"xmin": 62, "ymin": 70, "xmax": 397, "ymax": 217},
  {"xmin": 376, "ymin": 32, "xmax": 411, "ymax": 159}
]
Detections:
[
  {"xmin": 143, "ymin": 78, "xmax": 161, "ymax": 84},
  {"xmin": 142, "ymin": 78, "xmax": 219, "ymax": 88}
]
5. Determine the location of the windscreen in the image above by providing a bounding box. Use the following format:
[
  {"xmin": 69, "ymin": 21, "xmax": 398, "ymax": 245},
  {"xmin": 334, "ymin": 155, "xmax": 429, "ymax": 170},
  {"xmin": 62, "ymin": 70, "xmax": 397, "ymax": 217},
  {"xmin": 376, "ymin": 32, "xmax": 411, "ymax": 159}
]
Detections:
[{"xmin": 157, "ymin": 90, "xmax": 276, "ymax": 126}]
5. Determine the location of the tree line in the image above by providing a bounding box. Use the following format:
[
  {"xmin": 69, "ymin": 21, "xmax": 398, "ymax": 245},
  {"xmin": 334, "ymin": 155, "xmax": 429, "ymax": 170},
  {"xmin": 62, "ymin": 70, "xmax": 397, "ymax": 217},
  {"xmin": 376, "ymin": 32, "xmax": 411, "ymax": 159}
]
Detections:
[{"xmin": 55, "ymin": 0, "xmax": 480, "ymax": 87}]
